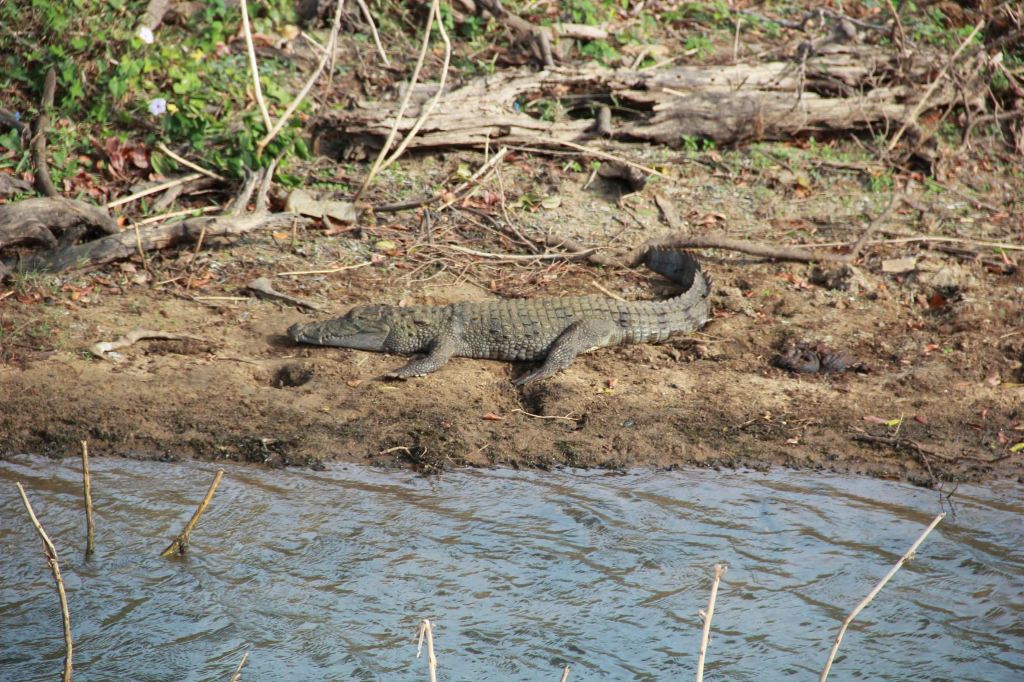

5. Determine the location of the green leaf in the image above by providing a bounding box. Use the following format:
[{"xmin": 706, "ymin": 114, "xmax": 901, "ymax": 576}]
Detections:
[{"xmin": 1010, "ymin": 442, "xmax": 1024, "ymax": 453}]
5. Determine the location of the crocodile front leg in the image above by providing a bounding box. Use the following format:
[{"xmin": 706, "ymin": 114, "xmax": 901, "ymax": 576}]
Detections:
[
  {"xmin": 385, "ymin": 333, "xmax": 458, "ymax": 379},
  {"xmin": 513, "ymin": 319, "xmax": 620, "ymax": 385}
]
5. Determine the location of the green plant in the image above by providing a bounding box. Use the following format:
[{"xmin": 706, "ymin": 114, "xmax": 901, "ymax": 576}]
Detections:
[
  {"xmin": 868, "ymin": 171, "xmax": 894, "ymax": 193},
  {"xmin": 683, "ymin": 34, "xmax": 713, "ymax": 58},
  {"xmin": 0, "ymin": 0, "xmax": 305, "ymax": 180}
]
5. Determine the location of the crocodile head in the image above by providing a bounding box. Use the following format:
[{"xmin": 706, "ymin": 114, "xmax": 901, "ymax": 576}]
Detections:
[{"xmin": 288, "ymin": 305, "xmax": 398, "ymax": 351}]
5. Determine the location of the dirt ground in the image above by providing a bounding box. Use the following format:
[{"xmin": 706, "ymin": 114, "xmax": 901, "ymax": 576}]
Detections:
[{"xmin": 2, "ymin": 141, "xmax": 1022, "ymax": 486}]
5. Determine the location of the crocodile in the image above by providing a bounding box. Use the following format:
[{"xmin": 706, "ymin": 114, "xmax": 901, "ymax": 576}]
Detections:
[{"xmin": 287, "ymin": 249, "xmax": 711, "ymax": 385}]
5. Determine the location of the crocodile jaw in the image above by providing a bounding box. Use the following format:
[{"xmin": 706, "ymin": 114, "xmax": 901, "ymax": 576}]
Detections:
[{"xmin": 287, "ymin": 321, "xmax": 389, "ymax": 351}]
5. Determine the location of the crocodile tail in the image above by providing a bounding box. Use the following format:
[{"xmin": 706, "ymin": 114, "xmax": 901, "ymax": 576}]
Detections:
[{"xmin": 644, "ymin": 249, "xmax": 711, "ymax": 296}]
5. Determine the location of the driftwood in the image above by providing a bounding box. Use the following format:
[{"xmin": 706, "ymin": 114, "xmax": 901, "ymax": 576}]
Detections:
[
  {"xmin": 315, "ymin": 44, "xmax": 977, "ymax": 153},
  {"xmin": 13, "ymin": 212, "xmax": 300, "ymax": 273},
  {"xmin": 0, "ymin": 197, "xmax": 118, "ymax": 250}
]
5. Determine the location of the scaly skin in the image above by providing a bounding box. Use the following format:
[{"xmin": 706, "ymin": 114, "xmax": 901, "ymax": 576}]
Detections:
[{"xmin": 287, "ymin": 249, "xmax": 711, "ymax": 385}]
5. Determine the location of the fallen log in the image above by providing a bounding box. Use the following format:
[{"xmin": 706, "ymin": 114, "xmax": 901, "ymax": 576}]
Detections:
[
  {"xmin": 0, "ymin": 197, "xmax": 118, "ymax": 250},
  {"xmin": 12, "ymin": 212, "xmax": 301, "ymax": 273},
  {"xmin": 315, "ymin": 44, "xmax": 979, "ymax": 153}
]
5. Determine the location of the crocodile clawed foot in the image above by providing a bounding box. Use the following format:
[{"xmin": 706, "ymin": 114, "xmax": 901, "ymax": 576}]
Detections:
[{"xmin": 512, "ymin": 370, "xmax": 548, "ymax": 386}]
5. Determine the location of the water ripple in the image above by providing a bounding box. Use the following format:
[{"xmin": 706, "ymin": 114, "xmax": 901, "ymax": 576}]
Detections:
[{"xmin": 0, "ymin": 457, "xmax": 1021, "ymax": 681}]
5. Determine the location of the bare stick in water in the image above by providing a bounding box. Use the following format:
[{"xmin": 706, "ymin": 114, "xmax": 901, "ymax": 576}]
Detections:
[
  {"xmin": 229, "ymin": 649, "xmax": 250, "ymax": 682},
  {"xmin": 559, "ymin": 664, "xmax": 570, "ymax": 681},
  {"xmin": 80, "ymin": 440, "xmax": 96, "ymax": 556},
  {"xmin": 415, "ymin": 619, "xmax": 438, "ymax": 682},
  {"xmin": 16, "ymin": 482, "xmax": 73, "ymax": 682},
  {"xmin": 161, "ymin": 468, "xmax": 224, "ymax": 557},
  {"xmin": 819, "ymin": 513, "xmax": 946, "ymax": 682},
  {"xmin": 695, "ymin": 563, "xmax": 727, "ymax": 682}
]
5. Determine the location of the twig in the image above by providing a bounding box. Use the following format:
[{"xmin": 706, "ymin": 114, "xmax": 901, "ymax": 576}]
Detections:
[
  {"xmin": 961, "ymin": 108, "xmax": 1024, "ymax": 149},
  {"xmin": 695, "ymin": 563, "xmax": 726, "ymax": 682},
  {"xmin": 229, "ymin": 649, "xmax": 250, "ymax": 682},
  {"xmin": 589, "ymin": 280, "xmax": 626, "ymax": 301},
  {"xmin": 246, "ymin": 276, "xmax": 322, "ymax": 311},
  {"xmin": 16, "ymin": 482, "xmax": 73, "ymax": 682},
  {"xmin": 642, "ymin": 234, "xmax": 850, "ymax": 263},
  {"xmin": 356, "ymin": 0, "xmax": 441, "ymax": 200},
  {"xmin": 81, "ymin": 441, "xmax": 96, "ymax": 556},
  {"xmin": 376, "ymin": 0, "xmax": 451, "ymax": 174},
  {"xmin": 256, "ymin": 0, "xmax": 345, "ymax": 156},
  {"xmin": 560, "ymin": 665, "xmax": 570, "ymax": 681},
  {"xmin": 106, "ymin": 173, "xmax": 202, "ymax": 209},
  {"xmin": 355, "ymin": 0, "xmax": 390, "ymax": 66},
  {"xmin": 849, "ymin": 191, "xmax": 901, "ymax": 261},
  {"xmin": 529, "ymin": 140, "xmax": 669, "ymax": 180},
  {"xmin": 90, "ymin": 327, "xmax": 205, "ymax": 361},
  {"xmin": 886, "ymin": 20, "xmax": 984, "ymax": 152},
  {"xmin": 255, "ymin": 155, "xmax": 281, "ymax": 212},
  {"xmin": 446, "ymin": 244, "xmax": 596, "ymax": 261},
  {"xmin": 809, "ymin": 235, "xmax": 1024, "ymax": 252},
  {"xmin": 155, "ymin": 143, "xmax": 227, "ymax": 181},
  {"xmin": 819, "ymin": 513, "xmax": 945, "ymax": 682},
  {"xmin": 415, "ymin": 619, "xmax": 438, "ymax": 682},
  {"xmin": 276, "ymin": 262, "xmax": 372, "ymax": 276},
  {"xmin": 239, "ymin": 0, "xmax": 274, "ymax": 132},
  {"xmin": 510, "ymin": 408, "xmax": 579, "ymax": 421},
  {"xmin": 376, "ymin": 147, "xmax": 509, "ymax": 213},
  {"xmin": 161, "ymin": 468, "xmax": 225, "ymax": 557},
  {"xmin": 133, "ymin": 205, "xmax": 222, "ymax": 226},
  {"xmin": 32, "ymin": 67, "xmax": 58, "ymax": 198}
]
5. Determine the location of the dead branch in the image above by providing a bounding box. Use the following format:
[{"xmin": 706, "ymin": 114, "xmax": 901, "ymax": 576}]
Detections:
[
  {"xmin": 107, "ymin": 173, "xmax": 203, "ymax": 209},
  {"xmin": 229, "ymin": 650, "xmax": 250, "ymax": 682},
  {"xmin": 246, "ymin": 276, "xmax": 322, "ymax": 311},
  {"xmin": 477, "ymin": 0, "xmax": 555, "ymax": 67},
  {"xmin": 16, "ymin": 483, "xmax": 73, "ymax": 682},
  {"xmin": 155, "ymin": 142, "xmax": 226, "ymax": 181},
  {"xmin": 375, "ymin": 147, "xmax": 509, "ymax": 213},
  {"xmin": 32, "ymin": 67, "xmax": 58, "ymax": 198},
  {"xmin": 356, "ymin": 0, "xmax": 440, "ymax": 199},
  {"xmin": 639, "ymin": 234, "xmax": 851, "ymax": 264},
  {"xmin": 80, "ymin": 441, "xmax": 96, "ymax": 556},
  {"xmin": 415, "ymin": 619, "xmax": 438, "ymax": 682},
  {"xmin": 0, "ymin": 197, "xmax": 117, "ymax": 250},
  {"xmin": 374, "ymin": 0, "xmax": 451, "ymax": 177},
  {"xmin": 696, "ymin": 563, "xmax": 727, "ymax": 682},
  {"xmin": 161, "ymin": 468, "xmax": 224, "ymax": 557},
  {"xmin": 317, "ymin": 44, "xmax": 973, "ymax": 152},
  {"xmin": 354, "ymin": 0, "xmax": 390, "ymax": 66},
  {"xmin": 819, "ymin": 514, "xmax": 945, "ymax": 681},
  {"xmin": 256, "ymin": 0, "xmax": 345, "ymax": 156},
  {"xmin": 89, "ymin": 328, "xmax": 206, "ymax": 361},
  {"xmin": 12, "ymin": 211, "xmax": 301, "ymax": 273},
  {"xmin": 886, "ymin": 20, "xmax": 984, "ymax": 152},
  {"xmin": 239, "ymin": 0, "xmax": 273, "ymax": 132}
]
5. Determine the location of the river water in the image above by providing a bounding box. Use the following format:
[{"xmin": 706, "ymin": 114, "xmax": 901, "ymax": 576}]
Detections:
[{"xmin": 0, "ymin": 456, "xmax": 1021, "ymax": 681}]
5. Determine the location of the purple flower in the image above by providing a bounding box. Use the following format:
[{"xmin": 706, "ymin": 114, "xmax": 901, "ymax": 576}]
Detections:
[{"xmin": 148, "ymin": 98, "xmax": 167, "ymax": 117}]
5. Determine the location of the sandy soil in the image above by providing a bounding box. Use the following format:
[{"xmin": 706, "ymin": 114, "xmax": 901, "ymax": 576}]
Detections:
[{"xmin": 2, "ymin": 145, "xmax": 1023, "ymax": 485}]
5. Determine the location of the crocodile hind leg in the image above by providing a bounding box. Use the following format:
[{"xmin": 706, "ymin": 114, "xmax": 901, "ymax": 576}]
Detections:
[{"xmin": 513, "ymin": 319, "xmax": 620, "ymax": 386}]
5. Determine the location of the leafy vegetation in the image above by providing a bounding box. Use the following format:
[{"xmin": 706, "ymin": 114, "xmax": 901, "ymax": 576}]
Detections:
[{"xmin": 0, "ymin": 0, "xmax": 307, "ymax": 184}]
